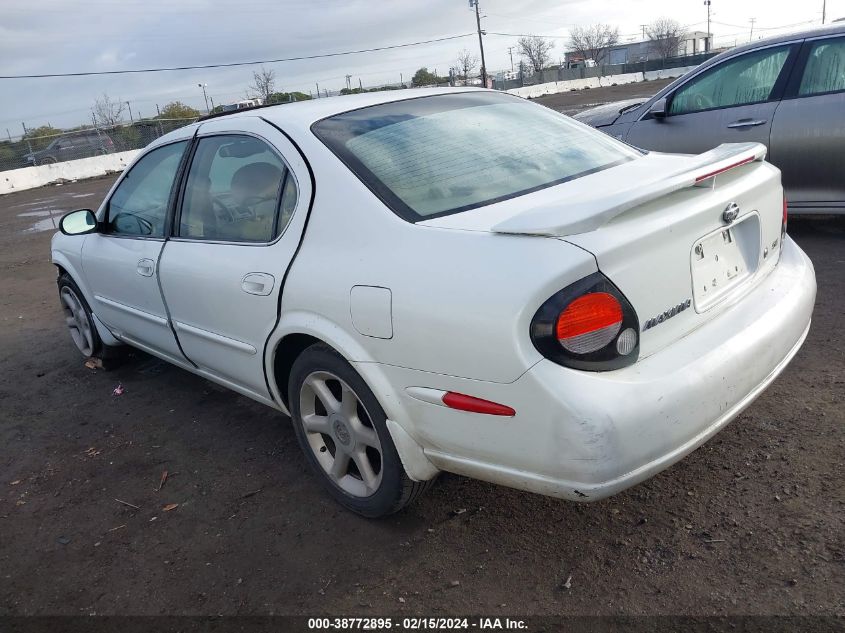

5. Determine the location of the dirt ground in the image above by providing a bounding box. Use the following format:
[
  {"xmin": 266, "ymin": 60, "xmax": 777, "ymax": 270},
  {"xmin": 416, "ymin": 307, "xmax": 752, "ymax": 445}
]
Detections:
[{"xmin": 0, "ymin": 169, "xmax": 843, "ymax": 618}]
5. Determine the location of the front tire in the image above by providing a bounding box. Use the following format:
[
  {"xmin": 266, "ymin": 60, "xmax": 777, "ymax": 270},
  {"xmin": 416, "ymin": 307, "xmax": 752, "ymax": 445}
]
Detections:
[
  {"xmin": 288, "ymin": 343, "xmax": 433, "ymax": 517},
  {"xmin": 57, "ymin": 273, "xmax": 120, "ymax": 362}
]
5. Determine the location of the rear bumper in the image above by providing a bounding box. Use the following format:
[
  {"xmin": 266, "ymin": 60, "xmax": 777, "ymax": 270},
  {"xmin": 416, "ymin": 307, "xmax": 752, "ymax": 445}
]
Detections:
[{"xmin": 375, "ymin": 237, "xmax": 815, "ymax": 500}]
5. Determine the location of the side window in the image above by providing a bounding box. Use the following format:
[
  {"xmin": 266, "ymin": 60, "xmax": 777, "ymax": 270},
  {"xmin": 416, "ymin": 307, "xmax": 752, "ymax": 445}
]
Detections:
[
  {"xmin": 799, "ymin": 38, "xmax": 845, "ymax": 96},
  {"xmin": 179, "ymin": 135, "xmax": 296, "ymax": 243},
  {"xmin": 107, "ymin": 141, "xmax": 187, "ymax": 237},
  {"xmin": 670, "ymin": 46, "xmax": 792, "ymax": 115}
]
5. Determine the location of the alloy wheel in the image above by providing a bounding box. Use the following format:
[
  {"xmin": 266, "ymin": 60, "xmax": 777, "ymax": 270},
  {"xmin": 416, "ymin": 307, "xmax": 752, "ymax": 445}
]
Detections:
[
  {"xmin": 60, "ymin": 286, "xmax": 94, "ymax": 357},
  {"xmin": 298, "ymin": 370, "xmax": 383, "ymax": 498}
]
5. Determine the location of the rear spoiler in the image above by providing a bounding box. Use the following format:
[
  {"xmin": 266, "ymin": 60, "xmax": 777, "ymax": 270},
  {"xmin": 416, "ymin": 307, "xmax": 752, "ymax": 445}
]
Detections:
[{"xmin": 491, "ymin": 142, "xmax": 768, "ymax": 237}]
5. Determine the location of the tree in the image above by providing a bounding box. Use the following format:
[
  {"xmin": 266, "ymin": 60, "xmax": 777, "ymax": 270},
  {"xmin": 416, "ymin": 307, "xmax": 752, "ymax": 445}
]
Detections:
[
  {"xmin": 157, "ymin": 101, "xmax": 200, "ymax": 119},
  {"xmin": 517, "ymin": 36, "xmax": 554, "ymax": 73},
  {"xmin": 646, "ymin": 18, "xmax": 687, "ymax": 59},
  {"xmin": 568, "ymin": 24, "xmax": 620, "ymax": 66},
  {"xmin": 266, "ymin": 91, "xmax": 312, "ymax": 104},
  {"xmin": 411, "ymin": 67, "xmax": 438, "ymax": 86},
  {"xmin": 248, "ymin": 66, "xmax": 276, "ymax": 103},
  {"xmin": 455, "ymin": 48, "xmax": 479, "ymax": 79},
  {"xmin": 92, "ymin": 93, "xmax": 125, "ymax": 127}
]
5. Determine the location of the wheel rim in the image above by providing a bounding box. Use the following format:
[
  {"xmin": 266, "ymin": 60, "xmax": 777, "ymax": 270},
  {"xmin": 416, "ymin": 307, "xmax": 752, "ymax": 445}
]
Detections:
[
  {"xmin": 299, "ymin": 371, "xmax": 383, "ymax": 498},
  {"xmin": 60, "ymin": 287, "xmax": 94, "ymax": 357}
]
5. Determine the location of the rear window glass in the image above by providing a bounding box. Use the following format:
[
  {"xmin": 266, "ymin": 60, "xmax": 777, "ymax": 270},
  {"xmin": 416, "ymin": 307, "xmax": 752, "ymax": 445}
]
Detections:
[{"xmin": 312, "ymin": 91, "xmax": 640, "ymax": 221}]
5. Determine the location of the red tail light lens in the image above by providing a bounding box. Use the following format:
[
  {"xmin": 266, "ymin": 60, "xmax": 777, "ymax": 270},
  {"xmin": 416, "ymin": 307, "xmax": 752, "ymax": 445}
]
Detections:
[
  {"xmin": 782, "ymin": 194, "xmax": 788, "ymax": 237},
  {"xmin": 530, "ymin": 272, "xmax": 640, "ymax": 371},
  {"xmin": 556, "ymin": 292, "xmax": 623, "ymax": 354}
]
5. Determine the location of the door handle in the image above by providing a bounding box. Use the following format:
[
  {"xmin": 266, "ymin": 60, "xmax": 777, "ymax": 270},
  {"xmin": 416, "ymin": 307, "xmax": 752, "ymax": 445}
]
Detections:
[
  {"xmin": 727, "ymin": 119, "xmax": 767, "ymax": 129},
  {"xmin": 136, "ymin": 258, "xmax": 155, "ymax": 277},
  {"xmin": 241, "ymin": 272, "xmax": 275, "ymax": 296}
]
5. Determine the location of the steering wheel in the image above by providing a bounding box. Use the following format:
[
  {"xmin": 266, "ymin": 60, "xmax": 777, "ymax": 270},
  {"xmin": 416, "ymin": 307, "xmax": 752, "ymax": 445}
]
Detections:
[
  {"xmin": 693, "ymin": 93, "xmax": 715, "ymax": 111},
  {"xmin": 212, "ymin": 197, "xmax": 235, "ymax": 224}
]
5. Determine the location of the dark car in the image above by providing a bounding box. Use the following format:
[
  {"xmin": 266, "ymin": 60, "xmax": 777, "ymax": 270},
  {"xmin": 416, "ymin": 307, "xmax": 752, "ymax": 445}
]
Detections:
[
  {"xmin": 25, "ymin": 131, "xmax": 115, "ymax": 166},
  {"xmin": 573, "ymin": 23, "xmax": 845, "ymax": 214}
]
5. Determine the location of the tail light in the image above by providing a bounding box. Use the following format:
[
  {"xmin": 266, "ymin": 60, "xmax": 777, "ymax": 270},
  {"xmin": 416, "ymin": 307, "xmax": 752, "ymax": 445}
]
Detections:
[
  {"xmin": 782, "ymin": 194, "xmax": 788, "ymax": 238},
  {"xmin": 530, "ymin": 272, "xmax": 639, "ymax": 371}
]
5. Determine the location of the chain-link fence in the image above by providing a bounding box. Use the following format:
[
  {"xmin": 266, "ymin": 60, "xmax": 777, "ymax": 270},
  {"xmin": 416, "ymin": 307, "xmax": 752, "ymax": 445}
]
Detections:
[
  {"xmin": 0, "ymin": 117, "xmax": 197, "ymax": 173},
  {"xmin": 493, "ymin": 51, "xmax": 719, "ymax": 90}
]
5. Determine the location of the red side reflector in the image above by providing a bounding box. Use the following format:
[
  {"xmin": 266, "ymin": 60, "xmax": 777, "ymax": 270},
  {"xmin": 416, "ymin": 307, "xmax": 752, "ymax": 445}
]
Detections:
[
  {"xmin": 442, "ymin": 392, "xmax": 515, "ymax": 417},
  {"xmin": 556, "ymin": 292, "xmax": 622, "ymax": 339},
  {"xmin": 694, "ymin": 156, "xmax": 756, "ymax": 183}
]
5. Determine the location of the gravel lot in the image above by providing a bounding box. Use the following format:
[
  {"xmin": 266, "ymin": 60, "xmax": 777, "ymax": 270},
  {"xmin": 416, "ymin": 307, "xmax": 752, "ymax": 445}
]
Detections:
[{"xmin": 0, "ymin": 135, "xmax": 843, "ymax": 616}]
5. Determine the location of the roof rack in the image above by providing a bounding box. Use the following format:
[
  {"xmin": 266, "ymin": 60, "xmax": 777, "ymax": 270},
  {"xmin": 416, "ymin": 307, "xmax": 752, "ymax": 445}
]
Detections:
[{"xmin": 198, "ymin": 102, "xmax": 281, "ymax": 122}]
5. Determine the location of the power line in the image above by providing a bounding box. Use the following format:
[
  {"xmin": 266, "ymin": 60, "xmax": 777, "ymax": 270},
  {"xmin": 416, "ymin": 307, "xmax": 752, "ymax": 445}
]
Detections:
[{"xmin": 0, "ymin": 33, "xmax": 475, "ymax": 79}]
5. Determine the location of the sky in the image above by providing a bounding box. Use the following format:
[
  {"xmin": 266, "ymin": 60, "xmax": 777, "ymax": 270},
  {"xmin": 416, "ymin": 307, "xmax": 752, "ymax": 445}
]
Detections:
[{"xmin": 1, "ymin": 0, "xmax": 843, "ymax": 135}]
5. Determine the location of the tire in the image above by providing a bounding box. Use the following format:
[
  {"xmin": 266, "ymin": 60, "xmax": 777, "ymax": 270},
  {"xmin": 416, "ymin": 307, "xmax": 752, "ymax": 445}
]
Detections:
[
  {"xmin": 57, "ymin": 273, "xmax": 121, "ymax": 362},
  {"xmin": 288, "ymin": 343, "xmax": 434, "ymax": 517},
  {"xmin": 39, "ymin": 156, "xmax": 57, "ymax": 165}
]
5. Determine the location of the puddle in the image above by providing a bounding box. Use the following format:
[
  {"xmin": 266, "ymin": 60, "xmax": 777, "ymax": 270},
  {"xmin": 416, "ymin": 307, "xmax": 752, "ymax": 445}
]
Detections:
[{"xmin": 26, "ymin": 216, "xmax": 59, "ymax": 232}]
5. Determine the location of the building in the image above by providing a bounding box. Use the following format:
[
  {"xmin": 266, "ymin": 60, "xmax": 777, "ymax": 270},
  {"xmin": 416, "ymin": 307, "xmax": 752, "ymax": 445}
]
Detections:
[{"xmin": 567, "ymin": 31, "xmax": 711, "ymax": 65}]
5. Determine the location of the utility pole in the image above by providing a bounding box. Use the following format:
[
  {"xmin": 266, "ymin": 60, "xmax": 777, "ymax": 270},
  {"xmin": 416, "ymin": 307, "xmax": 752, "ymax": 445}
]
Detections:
[
  {"xmin": 822, "ymin": 0, "xmax": 826, "ymax": 23},
  {"xmin": 640, "ymin": 24, "xmax": 647, "ymax": 40},
  {"xmin": 400, "ymin": 72, "xmax": 404, "ymax": 86},
  {"xmin": 507, "ymin": 46, "xmax": 514, "ymax": 71},
  {"xmin": 470, "ymin": 0, "xmax": 487, "ymax": 87},
  {"xmin": 345, "ymin": 74, "xmax": 352, "ymax": 90},
  {"xmin": 198, "ymin": 83, "xmax": 209, "ymax": 114},
  {"xmin": 316, "ymin": 82, "xmax": 320, "ymax": 98},
  {"xmin": 125, "ymin": 101, "xmax": 133, "ymax": 122},
  {"xmin": 156, "ymin": 103, "xmax": 161, "ymax": 116},
  {"xmin": 749, "ymin": 17, "xmax": 756, "ymax": 42},
  {"xmin": 703, "ymin": 1, "xmax": 711, "ymax": 51},
  {"xmin": 359, "ymin": 78, "xmax": 363, "ymax": 91},
  {"xmin": 209, "ymin": 96, "xmax": 215, "ymax": 111}
]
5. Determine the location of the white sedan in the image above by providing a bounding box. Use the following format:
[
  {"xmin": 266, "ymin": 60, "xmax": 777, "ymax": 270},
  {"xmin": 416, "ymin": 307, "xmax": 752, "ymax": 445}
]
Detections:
[{"xmin": 52, "ymin": 88, "xmax": 816, "ymax": 517}]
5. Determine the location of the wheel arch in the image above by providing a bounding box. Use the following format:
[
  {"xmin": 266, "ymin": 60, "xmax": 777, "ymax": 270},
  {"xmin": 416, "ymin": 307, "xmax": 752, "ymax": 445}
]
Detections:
[{"xmin": 266, "ymin": 314, "xmax": 439, "ymax": 482}]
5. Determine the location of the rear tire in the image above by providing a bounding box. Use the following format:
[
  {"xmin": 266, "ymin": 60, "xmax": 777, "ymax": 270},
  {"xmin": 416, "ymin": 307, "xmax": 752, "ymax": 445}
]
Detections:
[
  {"xmin": 58, "ymin": 273, "xmax": 122, "ymax": 363},
  {"xmin": 288, "ymin": 343, "xmax": 434, "ymax": 517}
]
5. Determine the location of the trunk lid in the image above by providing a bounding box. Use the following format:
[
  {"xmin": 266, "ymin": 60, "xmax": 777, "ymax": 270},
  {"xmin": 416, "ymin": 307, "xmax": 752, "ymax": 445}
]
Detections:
[{"xmin": 420, "ymin": 143, "xmax": 786, "ymax": 359}]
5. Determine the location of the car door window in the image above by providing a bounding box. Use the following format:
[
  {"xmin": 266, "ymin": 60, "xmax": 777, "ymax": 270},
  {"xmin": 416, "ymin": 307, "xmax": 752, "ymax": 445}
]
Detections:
[
  {"xmin": 799, "ymin": 38, "xmax": 845, "ymax": 96},
  {"xmin": 106, "ymin": 140, "xmax": 187, "ymax": 237},
  {"xmin": 179, "ymin": 135, "xmax": 296, "ymax": 242},
  {"xmin": 670, "ymin": 46, "xmax": 792, "ymax": 115}
]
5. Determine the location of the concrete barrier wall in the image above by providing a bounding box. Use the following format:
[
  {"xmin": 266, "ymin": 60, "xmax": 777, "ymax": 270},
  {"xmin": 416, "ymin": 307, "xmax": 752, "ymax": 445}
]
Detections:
[
  {"xmin": 507, "ymin": 72, "xmax": 642, "ymax": 99},
  {"xmin": 0, "ymin": 150, "xmax": 139, "ymax": 196},
  {"xmin": 507, "ymin": 66, "xmax": 698, "ymax": 100}
]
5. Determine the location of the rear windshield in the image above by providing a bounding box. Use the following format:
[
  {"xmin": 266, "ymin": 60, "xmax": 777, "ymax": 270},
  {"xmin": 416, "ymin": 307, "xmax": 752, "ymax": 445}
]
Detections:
[{"xmin": 312, "ymin": 91, "xmax": 640, "ymax": 221}]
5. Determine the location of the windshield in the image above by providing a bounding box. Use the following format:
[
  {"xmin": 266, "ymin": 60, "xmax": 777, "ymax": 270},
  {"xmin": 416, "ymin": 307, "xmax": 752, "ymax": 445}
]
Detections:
[{"xmin": 312, "ymin": 91, "xmax": 640, "ymax": 221}]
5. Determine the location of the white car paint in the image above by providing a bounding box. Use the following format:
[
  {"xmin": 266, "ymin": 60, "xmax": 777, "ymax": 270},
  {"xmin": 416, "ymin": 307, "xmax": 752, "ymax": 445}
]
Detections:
[{"xmin": 51, "ymin": 88, "xmax": 816, "ymax": 504}]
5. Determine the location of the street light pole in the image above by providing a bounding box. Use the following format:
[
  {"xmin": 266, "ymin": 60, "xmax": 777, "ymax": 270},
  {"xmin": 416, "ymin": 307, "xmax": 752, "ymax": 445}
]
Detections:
[
  {"xmin": 125, "ymin": 101, "xmax": 133, "ymax": 122},
  {"xmin": 198, "ymin": 83, "xmax": 209, "ymax": 114},
  {"xmin": 704, "ymin": 0, "xmax": 712, "ymax": 52}
]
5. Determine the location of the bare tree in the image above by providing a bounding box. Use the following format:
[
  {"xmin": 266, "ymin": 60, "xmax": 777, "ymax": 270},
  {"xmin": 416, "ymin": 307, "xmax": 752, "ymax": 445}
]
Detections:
[
  {"xmin": 248, "ymin": 66, "xmax": 276, "ymax": 103},
  {"xmin": 455, "ymin": 48, "xmax": 479, "ymax": 79},
  {"xmin": 646, "ymin": 18, "xmax": 688, "ymax": 59},
  {"xmin": 517, "ymin": 35, "xmax": 555, "ymax": 73},
  {"xmin": 568, "ymin": 24, "xmax": 620, "ymax": 66},
  {"xmin": 92, "ymin": 93, "xmax": 125, "ymax": 127}
]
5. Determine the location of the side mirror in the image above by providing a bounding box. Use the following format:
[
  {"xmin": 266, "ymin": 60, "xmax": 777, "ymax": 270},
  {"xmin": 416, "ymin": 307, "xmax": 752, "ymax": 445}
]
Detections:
[
  {"xmin": 59, "ymin": 209, "xmax": 98, "ymax": 236},
  {"xmin": 648, "ymin": 97, "xmax": 668, "ymax": 119}
]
